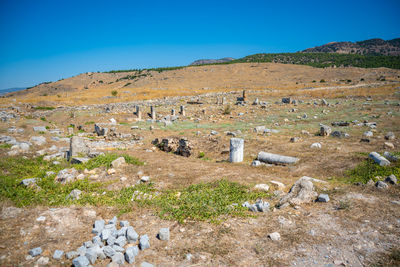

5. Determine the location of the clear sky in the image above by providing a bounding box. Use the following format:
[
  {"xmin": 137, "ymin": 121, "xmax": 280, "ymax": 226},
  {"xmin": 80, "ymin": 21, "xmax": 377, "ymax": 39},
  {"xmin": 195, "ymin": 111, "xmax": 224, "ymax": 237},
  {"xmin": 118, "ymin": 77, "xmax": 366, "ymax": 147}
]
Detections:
[{"xmin": 0, "ymin": 0, "xmax": 399, "ymax": 89}]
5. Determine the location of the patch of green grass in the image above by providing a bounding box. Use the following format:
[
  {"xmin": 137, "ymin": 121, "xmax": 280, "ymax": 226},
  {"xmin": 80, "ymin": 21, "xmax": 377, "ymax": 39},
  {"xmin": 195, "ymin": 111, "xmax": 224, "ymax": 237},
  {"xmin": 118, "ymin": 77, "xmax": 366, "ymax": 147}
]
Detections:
[
  {"xmin": 84, "ymin": 121, "xmax": 95, "ymax": 125},
  {"xmin": 0, "ymin": 156, "xmax": 268, "ymax": 223},
  {"xmin": 40, "ymin": 117, "xmax": 46, "ymax": 121},
  {"xmin": 0, "ymin": 155, "xmax": 144, "ymax": 208},
  {"xmin": 0, "ymin": 143, "xmax": 12, "ymax": 149},
  {"xmin": 343, "ymin": 153, "xmax": 400, "ymax": 184},
  {"xmin": 75, "ymin": 153, "xmax": 144, "ymax": 170},
  {"xmin": 197, "ymin": 151, "xmax": 211, "ymax": 161},
  {"xmin": 153, "ymin": 180, "xmax": 269, "ymax": 223},
  {"xmin": 34, "ymin": 106, "xmax": 55, "ymax": 110}
]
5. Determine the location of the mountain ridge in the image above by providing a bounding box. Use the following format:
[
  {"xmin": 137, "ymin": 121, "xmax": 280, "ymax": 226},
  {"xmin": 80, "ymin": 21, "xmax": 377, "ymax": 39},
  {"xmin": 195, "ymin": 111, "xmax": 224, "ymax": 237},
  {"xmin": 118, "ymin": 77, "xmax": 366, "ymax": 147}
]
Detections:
[{"xmin": 301, "ymin": 38, "xmax": 400, "ymax": 55}]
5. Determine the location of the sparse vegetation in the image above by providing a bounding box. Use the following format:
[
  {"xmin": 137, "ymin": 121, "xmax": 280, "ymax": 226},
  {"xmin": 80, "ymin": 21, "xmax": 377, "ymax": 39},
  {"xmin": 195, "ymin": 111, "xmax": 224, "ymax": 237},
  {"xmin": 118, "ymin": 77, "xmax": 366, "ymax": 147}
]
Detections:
[
  {"xmin": 34, "ymin": 106, "xmax": 55, "ymax": 110},
  {"xmin": 235, "ymin": 53, "xmax": 400, "ymax": 69},
  {"xmin": 153, "ymin": 180, "xmax": 270, "ymax": 223},
  {"xmin": 0, "ymin": 154, "xmax": 144, "ymax": 208},
  {"xmin": 344, "ymin": 153, "xmax": 400, "ymax": 184},
  {"xmin": 372, "ymin": 247, "xmax": 400, "ymax": 267},
  {"xmin": 0, "ymin": 143, "xmax": 12, "ymax": 149},
  {"xmin": 223, "ymin": 105, "xmax": 232, "ymax": 115},
  {"xmin": 111, "ymin": 90, "xmax": 118, "ymax": 97},
  {"xmin": 337, "ymin": 199, "xmax": 351, "ymax": 210},
  {"xmin": 76, "ymin": 154, "xmax": 144, "ymax": 170},
  {"xmin": 0, "ymin": 155, "xmax": 266, "ymax": 223}
]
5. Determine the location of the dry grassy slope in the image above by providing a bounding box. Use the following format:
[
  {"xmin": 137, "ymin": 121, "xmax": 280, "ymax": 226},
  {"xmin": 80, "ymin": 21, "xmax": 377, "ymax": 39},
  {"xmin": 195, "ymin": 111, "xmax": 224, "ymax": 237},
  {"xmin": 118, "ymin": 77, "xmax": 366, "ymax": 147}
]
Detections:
[{"xmin": 4, "ymin": 63, "xmax": 400, "ymax": 105}]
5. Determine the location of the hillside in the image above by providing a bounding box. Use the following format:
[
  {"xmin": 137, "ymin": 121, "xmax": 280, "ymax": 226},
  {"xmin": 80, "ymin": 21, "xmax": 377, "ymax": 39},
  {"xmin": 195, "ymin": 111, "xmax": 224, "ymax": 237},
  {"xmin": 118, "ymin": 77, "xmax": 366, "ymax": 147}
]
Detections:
[
  {"xmin": 3, "ymin": 37, "xmax": 400, "ymax": 104},
  {"xmin": 2, "ymin": 62, "xmax": 400, "ymax": 105},
  {"xmin": 235, "ymin": 53, "xmax": 400, "ymax": 69},
  {"xmin": 301, "ymin": 38, "xmax": 400, "ymax": 56}
]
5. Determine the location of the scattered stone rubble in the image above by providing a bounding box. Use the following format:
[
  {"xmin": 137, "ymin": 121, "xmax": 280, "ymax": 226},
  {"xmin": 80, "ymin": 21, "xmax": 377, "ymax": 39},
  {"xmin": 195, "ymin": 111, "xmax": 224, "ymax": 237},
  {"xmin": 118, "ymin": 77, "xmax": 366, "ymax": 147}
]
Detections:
[{"xmin": 28, "ymin": 217, "xmax": 161, "ymax": 266}]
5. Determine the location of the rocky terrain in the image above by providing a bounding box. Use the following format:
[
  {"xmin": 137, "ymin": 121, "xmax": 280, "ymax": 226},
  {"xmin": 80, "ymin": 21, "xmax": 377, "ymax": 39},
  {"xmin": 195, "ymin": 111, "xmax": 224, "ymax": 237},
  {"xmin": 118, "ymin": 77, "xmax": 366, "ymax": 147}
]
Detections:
[
  {"xmin": 301, "ymin": 38, "xmax": 400, "ymax": 56},
  {"xmin": 0, "ymin": 63, "xmax": 400, "ymax": 267}
]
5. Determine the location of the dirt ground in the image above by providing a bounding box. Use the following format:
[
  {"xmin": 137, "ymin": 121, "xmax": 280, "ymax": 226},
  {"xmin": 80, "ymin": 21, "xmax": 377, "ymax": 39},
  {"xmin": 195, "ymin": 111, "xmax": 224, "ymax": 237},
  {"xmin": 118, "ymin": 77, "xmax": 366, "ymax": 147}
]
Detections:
[{"xmin": 0, "ymin": 65, "xmax": 400, "ymax": 266}]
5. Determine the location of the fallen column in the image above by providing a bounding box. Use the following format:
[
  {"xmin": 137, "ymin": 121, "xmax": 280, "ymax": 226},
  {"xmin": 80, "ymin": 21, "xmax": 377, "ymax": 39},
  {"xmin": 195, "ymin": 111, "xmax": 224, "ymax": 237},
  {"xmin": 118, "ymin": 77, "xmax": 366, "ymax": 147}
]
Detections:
[
  {"xmin": 369, "ymin": 152, "xmax": 390, "ymax": 166},
  {"xmin": 229, "ymin": 138, "xmax": 244, "ymax": 163},
  {"xmin": 257, "ymin": 151, "xmax": 299, "ymax": 165}
]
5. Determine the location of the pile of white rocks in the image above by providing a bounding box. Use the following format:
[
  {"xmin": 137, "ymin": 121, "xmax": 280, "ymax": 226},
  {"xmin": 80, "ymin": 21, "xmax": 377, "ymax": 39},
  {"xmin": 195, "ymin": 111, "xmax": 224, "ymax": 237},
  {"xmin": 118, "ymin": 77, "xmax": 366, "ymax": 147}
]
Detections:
[{"xmin": 29, "ymin": 217, "xmax": 169, "ymax": 266}]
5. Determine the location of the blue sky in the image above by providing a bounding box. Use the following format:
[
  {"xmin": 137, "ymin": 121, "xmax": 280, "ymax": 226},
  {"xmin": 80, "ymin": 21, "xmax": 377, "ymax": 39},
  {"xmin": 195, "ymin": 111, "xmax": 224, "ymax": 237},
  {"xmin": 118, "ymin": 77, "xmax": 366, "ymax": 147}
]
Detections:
[{"xmin": 0, "ymin": 0, "xmax": 399, "ymax": 89}]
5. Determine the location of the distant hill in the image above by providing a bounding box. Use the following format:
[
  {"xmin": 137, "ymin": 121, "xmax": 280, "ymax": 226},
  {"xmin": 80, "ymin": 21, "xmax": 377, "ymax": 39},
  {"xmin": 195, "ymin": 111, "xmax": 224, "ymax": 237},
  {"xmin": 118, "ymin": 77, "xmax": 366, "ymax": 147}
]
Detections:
[
  {"xmin": 301, "ymin": 38, "xmax": 400, "ymax": 56},
  {"xmin": 190, "ymin": 57, "xmax": 235, "ymax": 66},
  {"xmin": 0, "ymin": 87, "xmax": 27, "ymax": 96}
]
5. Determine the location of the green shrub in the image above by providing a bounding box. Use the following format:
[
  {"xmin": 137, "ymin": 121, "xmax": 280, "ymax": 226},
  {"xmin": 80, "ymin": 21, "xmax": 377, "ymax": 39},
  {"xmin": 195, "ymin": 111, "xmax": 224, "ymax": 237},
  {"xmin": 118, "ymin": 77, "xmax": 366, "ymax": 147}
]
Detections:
[
  {"xmin": 320, "ymin": 79, "xmax": 326, "ymax": 83},
  {"xmin": 223, "ymin": 105, "xmax": 232, "ymax": 115},
  {"xmin": 111, "ymin": 90, "xmax": 118, "ymax": 96}
]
